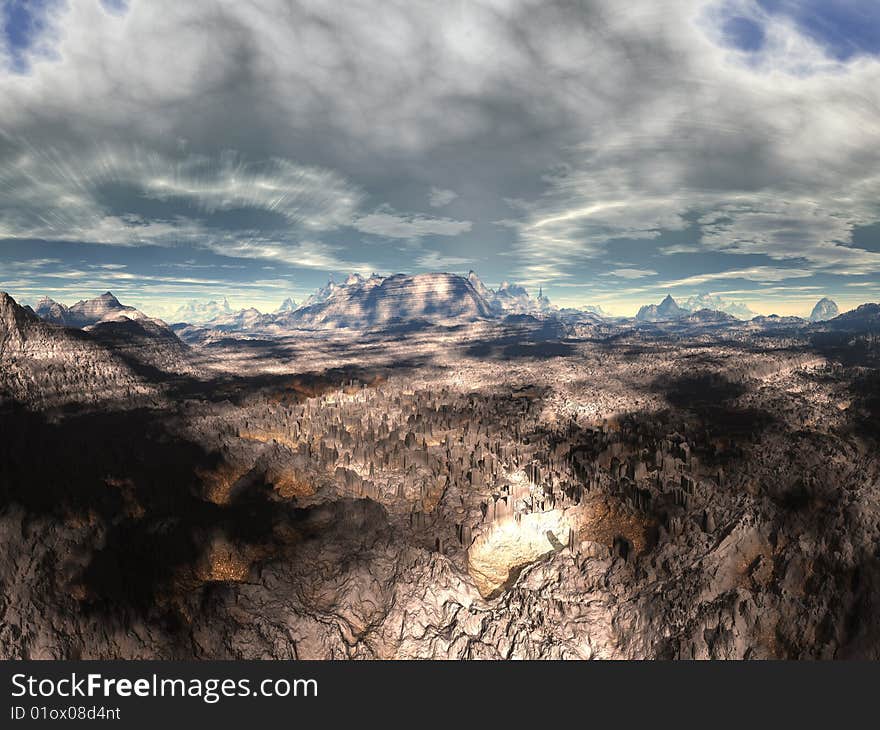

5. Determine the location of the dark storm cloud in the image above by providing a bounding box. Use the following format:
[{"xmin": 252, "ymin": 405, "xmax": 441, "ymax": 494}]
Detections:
[{"xmin": 0, "ymin": 0, "xmax": 879, "ymax": 316}]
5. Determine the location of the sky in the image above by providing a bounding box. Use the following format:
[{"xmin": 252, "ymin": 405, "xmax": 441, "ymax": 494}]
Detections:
[{"xmin": 1, "ymin": 0, "xmax": 879, "ymax": 318}]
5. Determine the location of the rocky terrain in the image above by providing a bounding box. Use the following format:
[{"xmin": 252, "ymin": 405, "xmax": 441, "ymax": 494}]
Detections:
[{"xmin": 2, "ymin": 282, "xmax": 880, "ymax": 659}]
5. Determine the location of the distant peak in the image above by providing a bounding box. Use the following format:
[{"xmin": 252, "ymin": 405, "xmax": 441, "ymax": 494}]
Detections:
[
  {"xmin": 276, "ymin": 296, "xmax": 298, "ymax": 313},
  {"xmin": 810, "ymin": 296, "xmax": 839, "ymax": 322}
]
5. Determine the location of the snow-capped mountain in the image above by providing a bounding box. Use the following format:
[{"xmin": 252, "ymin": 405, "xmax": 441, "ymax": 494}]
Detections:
[
  {"xmin": 174, "ymin": 271, "xmax": 618, "ymax": 335},
  {"xmin": 466, "ymin": 271, "xmax": 554, "ymax": 316},
  {"xmin": 636, "ymin": 295, "xmax": 688, "ymax": 322},
  {"xmin": 30, "ymin": 291, "xmax": 184, "ymax": 363},
  {"xmin": 172, "ymin": 298, "xmax": 233, "ymax": 324},
  {"xmin": 302, "ymin": 273, "xmax": 384, "ymax": 308},
  {"xmin": 580, "ymin": 304, "xmax": 610, "ymax": 317},
  {"xmin": 70, "ymin": 291, "xmax": 136, "ymax": 324},
  {"xmin": 681, "ymin": 293, "xmax": 756, "ymax": 320},
  {"xmin": 205, "ymin": 307, "xmax": 266, "ymax": 330},
  {"xmin": 466, "ymin": 271, "xmax": 492, "ymax": 300},
  {"xmin": 637, "ymin": 293, "xmax": 757, "ymax": 322},
  {"xmin": 34, "ymin": 297, "xmax": 75, "ymax": 326},
  {"xmin": 288, "ymin": 272, "xmax": 493, "ymax": 329},
  {"xmin": 36, "ymin": 292, "xmax": 137, "ymax": 328},
  {"xmin": 34, "ymin": 291, "xmax": 167, "ymax": 330},
  {"xmin": 276, "ymin": 297, "xmax": 298, "ymax": 314},
  {"xmin": 810, "ymin": 297, "xmax": 839, "ymax": 322}
]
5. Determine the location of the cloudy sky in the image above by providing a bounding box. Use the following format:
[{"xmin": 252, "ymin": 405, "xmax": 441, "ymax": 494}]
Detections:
[{"xmin": 1, "ymin": 0, "xmax": 879, "ymax": 317}]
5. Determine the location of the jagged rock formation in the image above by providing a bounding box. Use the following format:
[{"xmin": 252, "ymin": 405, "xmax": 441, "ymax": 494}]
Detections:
[
  {"xmin": 68, "ymin": 292, "xmax": 137, "ymax": 326},
  {"xmin": 810, "ymin": 297, "xmax": 840, "ymax": 322},
  {"xmin": 467, "ymin": 271, "xmax": 554, "ymax": 316},
  {"xmin": 29, "ymin": 292, "xmax": 188, "ymax": 373},
  {"xmin": 276, "ymin": 297, "xmax": 297, "ymax": 314},
  {"xmin": 302, "ymin": 273, "xmax": 384, "ymax": 308},
  {"xmin": 1, "ymin": 292, "xmax": 155, "ymax": 406},
  {"xmin": 34, "ymin": 297, "xmax": 75, "ymax": 326},
  {"xmin": 35, "ymin": 291, "xmax": 170, "ymax": 332},
  {"xmin": 636, "ymin": 295, "xmax": 688, "ymax": 322},
  {"xmin": 466, "ymin": 270, "xmax": 493, "ymax": 299},
  {"xmin": 35, "ymin": 292, "xmax": 138, "ymax": 328},
  {"xmin": 1, "ymin": 291, "xmax": 41, "ymax": 351}
]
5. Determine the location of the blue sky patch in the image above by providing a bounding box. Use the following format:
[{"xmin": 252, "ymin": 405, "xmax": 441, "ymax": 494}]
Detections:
[
  {"xmin": 718, "ymin": 1, "xmax": 880, "ymax": 61},
  {"xmin": 758, "ymin": 0, "xmax": 880, "ymax": 60},
  {"xmin": 722, "ymin": 14, "xmax": 766, "ymax": 52},
  {"xmin": 1, "ymin": 0, "xmax": 62, "ymax": 72}
]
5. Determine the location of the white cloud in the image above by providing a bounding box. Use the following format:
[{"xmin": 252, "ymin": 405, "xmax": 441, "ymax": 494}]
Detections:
[
  {"xmin": 660, "ymin": 266, "xmax": 814, "ymax": 289},
  {"xmin": 1, "ymin": 0, "xmax": 880, "ymax": 302},
  {"xmin": 203, "ymin": 238, "xmax": 366, "ymax": 270},
  {"xmin": 428, "ymin": 187, "xmax": 458, "ymax": 208},
  {"xmin": 413, "ymin": 250, "xmax": 473, "ymax": 270},
  {"xmin": 354, "ymin": 207, "xmax": 472, "ymax": 239},
  {"xmin": 603, "ymin": 268, "xmax": 658, "ymax": 279}
]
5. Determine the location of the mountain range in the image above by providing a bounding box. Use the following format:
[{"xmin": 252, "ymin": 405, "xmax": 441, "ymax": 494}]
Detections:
[
  {"xmin": 637, "ymin": 293, "xmax": 758, "ymax": 322},
  {"xmin": 18, "ymin": 278, "xmax": 869, "ymax": 340},
  {"xmin": 467, "ymin": 271, "xmax": 554, "ymax": 316},
  {"xmin": 681, "ymin": 293, "xmax": 756, "ymax": 320},
  {"xmin": 35, "ymin": 291, "xmax": 142, "ymax": 328},
  {"xmin": 176, "ymin": 272, "xmax": 566, "ymax": 334},
  {"xmin": 1, "ymin": 291, "xmax": 154, "ymax": 406},
  {"xmin": 172, "ymin": 297, "xmax": 233, "ymax": 324},
  {"xmin": 3, "ymin": 285, "xmax": 878, "ymax": 406}
]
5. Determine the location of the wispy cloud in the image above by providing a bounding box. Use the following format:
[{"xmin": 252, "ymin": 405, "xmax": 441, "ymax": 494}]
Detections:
[
  {"xmin": 603, "ymin": 268, "xmax": 658, "ymax": 279},
  {"xmin": 413, "ymin": 250, "xmax": 473, "ymax": 270},
  {"xmin": 428, "ymin": 187, "xmax": 458, "ymax": 208},
  {"xmin": 659, "ymin": 266, "xmax": 815, "ymax": 289},
  {"xmin": 354, "ymin": 206, "xmax": 472, "ymax": 239}
]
